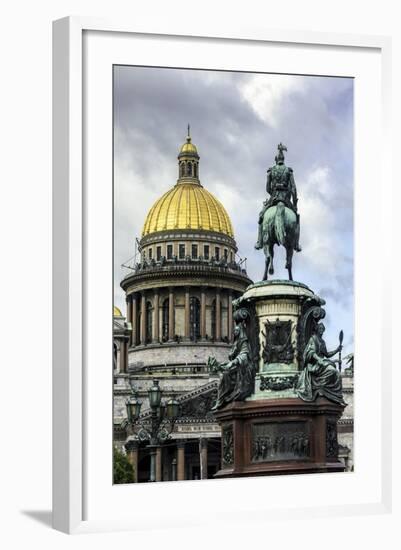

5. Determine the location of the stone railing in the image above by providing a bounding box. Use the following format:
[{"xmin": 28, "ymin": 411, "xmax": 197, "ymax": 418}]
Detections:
[
  {"xmin": 129, "ymin": 362, "xmax": 213, "ymax": 375},
  {"xmin": 124, "ymin": 256, "xmax": 247, "ymax": 277}
]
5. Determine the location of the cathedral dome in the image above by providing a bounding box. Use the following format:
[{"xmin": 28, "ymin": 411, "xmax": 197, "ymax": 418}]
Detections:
[
  {"xmin": 113, "ymin": 306, "xmax": 122, "ymax": 317},
  {"xmin": 141, "ymin": 130, "xmax": 234, "ymax": 238},
  {"xmin": 142, "ymin": 183, "xmax": 233, "ymax": 237}
]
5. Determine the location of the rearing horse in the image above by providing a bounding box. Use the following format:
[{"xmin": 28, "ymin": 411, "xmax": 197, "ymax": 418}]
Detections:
[{"xmin": 261, "ymin": 201, "xmax": 298, "ymax": 281}]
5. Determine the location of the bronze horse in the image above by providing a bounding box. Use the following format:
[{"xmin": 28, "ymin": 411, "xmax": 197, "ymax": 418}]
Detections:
[{"xmin": 261, "ymin": 201, "xmax": 299, "ymax": 281}]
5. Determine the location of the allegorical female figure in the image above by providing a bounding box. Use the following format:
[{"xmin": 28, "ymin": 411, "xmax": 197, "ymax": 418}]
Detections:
[
  {"xmin": 209, "ymin": 309, "xmax": 256, "ymax": 410},
  {"xmin": 295, "ymin": 322, "xmax": 345, "ymax": 406}
]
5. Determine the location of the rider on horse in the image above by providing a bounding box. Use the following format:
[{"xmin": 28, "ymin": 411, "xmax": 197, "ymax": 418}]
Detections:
[{"xmin": 255, "ymin": 143, "xmax": 301, "ymax": 252}]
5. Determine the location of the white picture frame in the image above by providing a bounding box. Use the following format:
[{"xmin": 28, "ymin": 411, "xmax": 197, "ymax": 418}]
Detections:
[{"xmin": 52, "ymin": 16, "xmax": 392, "ymax": 534}]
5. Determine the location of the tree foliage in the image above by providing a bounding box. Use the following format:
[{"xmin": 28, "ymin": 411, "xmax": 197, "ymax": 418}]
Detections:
[{"xmin": 113, "ymin": 446, "xmax": 135, "ymax": 484}]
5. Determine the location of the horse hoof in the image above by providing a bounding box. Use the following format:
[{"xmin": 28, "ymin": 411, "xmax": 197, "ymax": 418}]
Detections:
[{"xmin": 269, "ymin": 268, "xmax": 274, "ymax": 275}]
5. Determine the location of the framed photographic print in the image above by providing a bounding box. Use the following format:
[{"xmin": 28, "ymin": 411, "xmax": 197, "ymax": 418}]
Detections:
[{"xmin": 53, "ymin": 17, "xmax": 392, "ymax": 534}]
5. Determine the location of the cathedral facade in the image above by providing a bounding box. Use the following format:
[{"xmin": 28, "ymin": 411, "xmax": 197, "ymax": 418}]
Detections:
[{"xmin": 114, "ymin": 131, "xmax": 252, "ymax": 481}]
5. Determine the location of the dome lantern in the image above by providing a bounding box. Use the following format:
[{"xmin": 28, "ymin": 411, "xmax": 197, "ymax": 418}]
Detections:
[{"xmin": 177, "ymin": 124, "xmax": 200, "ymax": 181}]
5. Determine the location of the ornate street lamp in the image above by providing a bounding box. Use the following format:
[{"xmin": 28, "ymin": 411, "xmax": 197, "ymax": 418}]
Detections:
[
  {"xmin": 148, "ymin": 379, "xmax": 162, "ymax": 408},
  {"xmin": 126, "ymin": 379, "xmax": 180, "ymax": 482},
  {"xmin": 126, "ymin": 394, "xmax": 142, "ymax": 424},
  {"xmin": 166, "ymin": 398, "xmax": 180, "ymax": 420}
]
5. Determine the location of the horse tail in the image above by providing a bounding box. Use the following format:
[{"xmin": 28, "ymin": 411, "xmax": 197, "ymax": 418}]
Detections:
[{"xmin": 274, "ymin": 202, "xmax": 286, "ymax": 245}]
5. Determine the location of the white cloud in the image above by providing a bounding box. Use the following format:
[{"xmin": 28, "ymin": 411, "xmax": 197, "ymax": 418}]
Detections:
[
  {"xmin": 298, "ymin": 165, "xmax": 342, "ymax": 273},
  {"xmin": 238, "ymin": 74, "xmax": 306, "ymax": 128}
]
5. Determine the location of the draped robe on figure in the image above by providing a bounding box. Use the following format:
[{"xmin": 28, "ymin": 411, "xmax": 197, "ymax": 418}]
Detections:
[
  {"xmin": 296, "ymin": 334, "xmax": 345, "ymax": 406},
  {"xmin": 214, "ymin": 334, "xmax": 254, "ymax": 409}
]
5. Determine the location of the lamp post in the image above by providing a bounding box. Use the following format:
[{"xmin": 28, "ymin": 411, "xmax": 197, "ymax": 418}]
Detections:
[{"xmin": 126, "ymin": 379, "xmax": 180, "ymax": 482}]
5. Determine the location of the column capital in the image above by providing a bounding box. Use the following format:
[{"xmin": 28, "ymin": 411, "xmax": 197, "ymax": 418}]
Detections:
[
  {"xmin": 176, "ymin": 439, "xmax": 186, "ymax": 449},
  {"xmin": 199, "ymin": 437, "xmax": 208, "ymax": 449}
]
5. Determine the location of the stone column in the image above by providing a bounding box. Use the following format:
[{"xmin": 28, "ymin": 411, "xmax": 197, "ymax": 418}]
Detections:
[
  {"xmin": 156, "ymin": 446, "xmax": 162, "ymax": 482},
  {"xmin": 199, "ymin": 438, "xmax": 208, "ymax": 480},
  {"xmin": 132, "ymin": 294, "xmax": 137, "ymax": 346},
  {"xmin": 120, "ymin": 340, "xmax": 126, "ymax": 373},
  {"xmin": 200, "ymin": 287, "xmax": 206, "ymax": 339},
  {"xmin": 227, "ymin": 290, "xmax": 233, "ymax": 343},
  {"xmin": 126, "ymin": 296, "xmax": 132, "ymax": 346},
  {"xmin": 171, "ymin": 458, "xmax": 177, "ymax": 481},
  {"xmin": 140, "ymin": 292, "xmax": 146, "ymax": 345},
  {"xmin": 125, "ymin": 441, "xmax": 139, "ymax": 483},
  {"xmin": 177, "ymin": 441, "xmax": 186, "ymax": 481},
  {"xmin": 184, "ymin": 287, "xmax": 190, "ymax": 340},
  {"xmin": 168, "ymin": 287, "xmax": 174, "ymax": 341},
  {"xmin": 153, "ymin": 290, "xmax": 159, "ymax": 343},
  {"xmin": 216, "ymin": 288, "xmax": 221, "ymax": 341}
]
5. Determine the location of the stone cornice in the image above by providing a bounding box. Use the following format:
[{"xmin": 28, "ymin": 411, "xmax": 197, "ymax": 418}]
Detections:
[
  {"xmin": 140, "ymin": 228, "xmax": 237, "ymax": 248},
  {"xmin": 121, "ymin": 264, "xmax": 252, "ymax": 293}
]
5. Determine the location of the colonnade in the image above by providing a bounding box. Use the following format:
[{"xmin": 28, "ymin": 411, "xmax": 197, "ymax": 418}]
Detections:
[
  {"xmin": 126, "ymin": 287, "xmax": 234, "ymax": 347},
  {"xmin": 125, "ymin": 438, "xmax": 210, "ymax": 482}
]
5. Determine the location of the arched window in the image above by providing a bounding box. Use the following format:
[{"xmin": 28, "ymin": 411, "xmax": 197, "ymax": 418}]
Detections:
[
  {"xmin": 162, "ymin": 298, "xmax": 169, "ymax": 341},
  {"xmin": 146, "ymin": 301, "xmax": 153, "ymax": 343},
  {"xmin": 190, "ymin": 297, "xmax": 201, "ymax": 341}
]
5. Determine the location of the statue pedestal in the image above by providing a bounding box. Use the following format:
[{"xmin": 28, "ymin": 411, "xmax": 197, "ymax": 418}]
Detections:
[
  {"xmin": 239, "ymin": 280, "xmax": 324, "ymax": 400},
  {"xmin": 214, "ymin": 397, "xmax": 345, "ymax": 478},
  {"xmin": 214, "ymin": 280, "xmax": 346, "ymax": 477}
]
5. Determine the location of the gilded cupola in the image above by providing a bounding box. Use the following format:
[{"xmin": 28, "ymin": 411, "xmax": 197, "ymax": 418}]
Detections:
[{"xmin": 141, "ymin": 128, "xmax": 234, "ymax": 238}]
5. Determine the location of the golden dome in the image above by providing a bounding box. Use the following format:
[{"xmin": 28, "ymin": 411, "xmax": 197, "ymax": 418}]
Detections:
[
  {"xmin": 179, "ymin": 140, "xmax": 198, "ymax": 155},
  {"xmin": 113, "ymin": 306, "xmax": 122, "ymax": 317},
  {"xmin": 142, "ymin": 183, "xmax": 234, "ymax": 237}
]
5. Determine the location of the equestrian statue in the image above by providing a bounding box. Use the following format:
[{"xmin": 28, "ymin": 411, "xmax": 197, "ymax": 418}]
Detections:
[{"xmin": 255, "ymin": 143, "xmax": 301, "ymax": 281}]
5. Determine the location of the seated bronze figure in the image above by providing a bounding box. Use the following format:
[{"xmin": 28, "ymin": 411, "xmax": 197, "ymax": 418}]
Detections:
[{"xmin": 295, "ymin": 322, "xmax": 345, "ymax": 406}]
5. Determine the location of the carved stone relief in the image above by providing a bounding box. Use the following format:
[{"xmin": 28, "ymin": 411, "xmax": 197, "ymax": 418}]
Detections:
[
  {"xmin": 262, "ymin": 318, "xmax": 295, "ymax": 364},
  {"xmin": 222, "ymin": 425, "xmax": 234, "ymax": 467},
  {"xmin": 251, "ymin": 421, "xmax": 310, "ymax": 462},
  {"xmin": 326, "ymin": 418, "xmax": 339, "ymax": 459}
]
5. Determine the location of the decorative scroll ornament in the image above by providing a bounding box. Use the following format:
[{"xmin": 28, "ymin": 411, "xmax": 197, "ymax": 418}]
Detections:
[
  {"xmin": 222, "ymin": 425, "xmax": 234, "ymax": 466},
  {"xmin": 326, "ymin": 418, "xmax": 339, "ymax": 458},
  {"xmin": 260, "ymin": 374, "xmax": 299, "ymax": 392}
]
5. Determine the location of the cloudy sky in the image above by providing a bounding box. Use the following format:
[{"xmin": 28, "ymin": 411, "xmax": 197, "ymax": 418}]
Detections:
[{"xmin": 114, "ymin": 66, "xmax": 354, "ymax": 355}]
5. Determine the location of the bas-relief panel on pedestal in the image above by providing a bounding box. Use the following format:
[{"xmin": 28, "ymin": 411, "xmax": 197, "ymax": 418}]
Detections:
[{"xmin": 251, "ymin": 421, "xmax": 310, "ymax": 463}]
